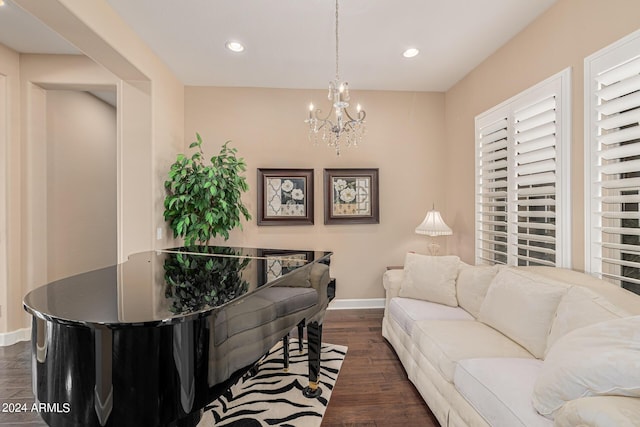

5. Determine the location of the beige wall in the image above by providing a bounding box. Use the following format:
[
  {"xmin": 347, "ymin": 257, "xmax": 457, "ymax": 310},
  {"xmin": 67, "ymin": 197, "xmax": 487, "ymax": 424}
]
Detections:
[
  {"xmin": 46, "ymin": 90, "xmax": 116, "ymax": 281},
  {"xmin": 2, "ymin": 0, "xmax": 184, "ymax": 336},
  {"xmin": 444, "ymin": 0, "xmax": 640, "ymax": 269},
  {"xmin": 14, "ymin": 54, "xmax": 119, "ymax": 334},
  {"xmin": 185, "ymin": 87, "xmax": 446, "ymax": 300}
]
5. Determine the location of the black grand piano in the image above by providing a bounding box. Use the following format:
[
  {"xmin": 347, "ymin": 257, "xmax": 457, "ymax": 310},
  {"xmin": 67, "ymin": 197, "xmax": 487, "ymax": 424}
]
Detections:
[{"xmin": 23, "ymin": 246, "xmax": 334, "ymax": 427}]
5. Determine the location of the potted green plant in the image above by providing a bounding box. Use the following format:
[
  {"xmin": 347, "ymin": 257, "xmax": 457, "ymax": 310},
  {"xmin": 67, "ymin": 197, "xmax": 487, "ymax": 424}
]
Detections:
[{"xmin": 163, "ymin": 133, "xmax": 251, "ymax": 246}]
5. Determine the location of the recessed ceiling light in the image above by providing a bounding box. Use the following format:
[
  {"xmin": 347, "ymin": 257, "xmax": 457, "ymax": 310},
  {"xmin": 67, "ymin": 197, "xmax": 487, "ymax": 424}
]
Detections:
[
  {"xmin": 226, "ymin": 41, "xmax": 245, "ymax": 53},
  {"xmin": 403, "ymin": 48, "xmax": 420, "ymax": 58}
]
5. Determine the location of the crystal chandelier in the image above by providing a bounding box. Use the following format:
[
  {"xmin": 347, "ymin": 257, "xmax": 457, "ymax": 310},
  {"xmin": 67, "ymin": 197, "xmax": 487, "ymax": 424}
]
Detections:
[{"xmin": 305, "ymin": 0, "xmax": 366, "ymax": 156}]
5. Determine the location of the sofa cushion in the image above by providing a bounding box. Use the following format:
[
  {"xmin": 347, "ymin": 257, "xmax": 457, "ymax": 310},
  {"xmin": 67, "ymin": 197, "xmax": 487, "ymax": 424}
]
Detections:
[
  {"xmin": 456, "ymin": 264, "xmax": 500, "ymax": 318},
  {"xmin": 413, "ymin": 320, "xmax": 533, "ymax": 382},
  {"xmin": 389, "ymin": 297, "xmax": 474, "ymax": 335},
  {"xmin": 532, "ymin": 315, "xmax": 640, "ymax": 418},
  {"xmin": 454, "ymin": 358, "xmax": 551, "ymax": 427},
  {"xmin": 399, "ymin": 253, "xmax": 460, "ymax": 307},
  {"xmin": 521, "ymin": 266, "xmax": 640, "ymax": 316},
  {"xmin": 545, "ymin": 286, "xmax": 628, "ymax": 355},
  {"xmin": 554, "ymin": 396, "xmax": 640, "ymax": 427},
  {"xmin": 478, "ymin": 268, "xmax": 569, "ymax": 358}
]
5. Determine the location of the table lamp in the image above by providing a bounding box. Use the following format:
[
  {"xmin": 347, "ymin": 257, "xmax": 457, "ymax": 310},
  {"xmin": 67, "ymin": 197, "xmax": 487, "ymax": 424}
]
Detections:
[{"xmin": 415, "ymin": 205, "xmax": 453, "ymax": 255}]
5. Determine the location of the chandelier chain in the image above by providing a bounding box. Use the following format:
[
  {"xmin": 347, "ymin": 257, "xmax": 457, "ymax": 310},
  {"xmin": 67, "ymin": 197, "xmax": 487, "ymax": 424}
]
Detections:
[
  {"xmin": 304, "ymin": 0, "xmax": 366, "ymax": 156},
  {"xmin": 335, "ymin": 0, "xmax": 339, "ymax": 81}
]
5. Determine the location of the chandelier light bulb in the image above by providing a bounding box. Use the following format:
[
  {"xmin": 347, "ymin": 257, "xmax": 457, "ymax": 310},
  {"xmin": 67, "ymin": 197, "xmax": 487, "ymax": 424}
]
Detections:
[{"xmin": 357, "ymin": 104, "xmax": 362, "ymax": 112}]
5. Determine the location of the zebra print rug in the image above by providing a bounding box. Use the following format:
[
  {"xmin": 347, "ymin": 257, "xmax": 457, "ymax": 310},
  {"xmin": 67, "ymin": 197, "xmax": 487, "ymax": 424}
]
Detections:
[{"xmin": 198, "ymin": 339, "xmax": 347, "ymax": 427}]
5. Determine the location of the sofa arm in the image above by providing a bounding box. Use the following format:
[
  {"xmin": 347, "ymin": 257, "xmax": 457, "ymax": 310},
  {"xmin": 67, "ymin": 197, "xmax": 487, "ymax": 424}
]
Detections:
[
  {"xmin": 554, "ymin": 396, "xmax": 640, "ymax": 427},
  {"xmin": 383, "ymin": 269, "xmax": 403, "ymax": 297}
]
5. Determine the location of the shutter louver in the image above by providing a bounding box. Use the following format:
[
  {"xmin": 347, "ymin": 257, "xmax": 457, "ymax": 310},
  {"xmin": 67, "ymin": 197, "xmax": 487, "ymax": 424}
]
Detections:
[
  {"xmin": 477, "ymin": 117, "xmax": 509, "ymax": 265},
  {"xmin": 587, "ymin": 40, "xmax": 640, "ymax": 290},
  {"xmin": 513, "ymin": 95, "xmax": 558, "ymax": 266}
]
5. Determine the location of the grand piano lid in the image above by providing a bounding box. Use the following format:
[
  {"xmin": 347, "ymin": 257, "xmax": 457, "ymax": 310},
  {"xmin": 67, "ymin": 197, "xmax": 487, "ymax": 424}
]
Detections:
[{"xmin": 23, "ymin": 246, "xmax": 331, "ymax": 328}]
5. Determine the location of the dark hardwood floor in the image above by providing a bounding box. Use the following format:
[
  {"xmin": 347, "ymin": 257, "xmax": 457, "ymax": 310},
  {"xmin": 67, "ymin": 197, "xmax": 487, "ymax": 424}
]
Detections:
[
  {"xmin": 321, "ymin": 309, "xmax": 438, "ymax": 427},
  {"xmin": 0, "ymin": 340, "xmax": 46, "ymax": 426},
  {"xmin": 0, "ymin": 309, "xmax": 437, "ymax": 426}
]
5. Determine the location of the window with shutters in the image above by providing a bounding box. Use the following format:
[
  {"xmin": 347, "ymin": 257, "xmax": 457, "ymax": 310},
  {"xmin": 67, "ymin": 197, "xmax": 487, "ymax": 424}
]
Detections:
[
  {"xmin": 475, "ymin": 69, "xmax": 571, "ymax": 267},
  {"xmin": 585, "ymin": 30, "xmax": 640, "ymax": 294}
]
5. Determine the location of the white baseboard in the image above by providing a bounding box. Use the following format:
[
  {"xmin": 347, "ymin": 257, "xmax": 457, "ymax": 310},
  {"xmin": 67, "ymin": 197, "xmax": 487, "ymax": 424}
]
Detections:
[
  {"xmin": 328, "ymin": 298, "xmax": 385, "ymax": 310},
  {"xmin": 0, "ymin": 327, "xmax": 31, "ymax": 347}
]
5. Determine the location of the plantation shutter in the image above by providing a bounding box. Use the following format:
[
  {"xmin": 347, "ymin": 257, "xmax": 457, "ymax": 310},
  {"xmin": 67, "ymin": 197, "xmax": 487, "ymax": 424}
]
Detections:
[
  {"xmin": 477, "ymin": 114, "xmax": 509, "ymax": 264},
  {"xmin": 476, "ymin": 68, "xmax": 570, "ymax": 267},
  {"xmin": 585, "ymin": 30, "xmax": 640, "ymax": 291},
  {"xmin": 512, "ymin": 95, "xmax": 559, "ymax": 267}
]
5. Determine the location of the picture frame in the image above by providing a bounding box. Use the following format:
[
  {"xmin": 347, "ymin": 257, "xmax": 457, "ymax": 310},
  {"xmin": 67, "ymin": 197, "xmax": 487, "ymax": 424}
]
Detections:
[
  {"xmin": 256, "ymin": 249, "xmax": 315, "ymax": 286},
  {"xmin": 257, "ymin": 168, "xmax": 314, "ymax": 225},
  {"xmin": 323, "ymin": 168, "xmax": 379, "ymax": 224}
]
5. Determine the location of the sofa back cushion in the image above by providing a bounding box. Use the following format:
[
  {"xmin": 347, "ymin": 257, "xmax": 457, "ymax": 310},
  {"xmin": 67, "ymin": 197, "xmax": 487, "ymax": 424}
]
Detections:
[
  {"xmin": 478, "ymin": 268, "xmax": 569, "ymax": 359},
  {"xmin": 545, "ymin": 286, "xmax": 629, "ymax": 356},
  {"xmin": 520, "ymin": 266, "xmax": 640, "ymax": 316},
  {"xmin": 456, "ymin": 264, "xmax": 501, "ymax": 318},
  {"xmin": 532, "ymin": 315, "xmax": 640, "ymax": 419},
  {"xmin": 398, "ymin": 253, "xmax": 460, "ymax": 307}
]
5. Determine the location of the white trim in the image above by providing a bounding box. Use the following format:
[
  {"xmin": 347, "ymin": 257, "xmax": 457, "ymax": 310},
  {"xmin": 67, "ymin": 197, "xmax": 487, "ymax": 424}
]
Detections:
[
  {"xmin": 584, "ymin": 28, "xmax": 640, "ymax": 279},
  {"xmin": 0, "ymin": 327, "xmax": 31, "ymax": 347},
  {"xmin": 475, "ymin": 68, "xmax": 572, "ymax": 268},
  {"xmin": 327, "ymin": 298, "xmax": 385, "ymax": 310}
]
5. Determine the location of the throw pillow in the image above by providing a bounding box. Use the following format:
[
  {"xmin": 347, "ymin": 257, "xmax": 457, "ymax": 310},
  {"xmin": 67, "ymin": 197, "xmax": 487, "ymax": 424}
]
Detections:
[
  {"xmin": 478, "ymin": 268, "xmax": 569, "ymax": 358},
  {"xmin": 554, "ymin": 396, "xmax": 640, "ymax": 427},
  {"xmin": 545, "ymin": 286, "xmax": 629, "ymax": 356},
  {"xmin": 398, "ymin": 252, "xmax": 459, "ymax": 307},
  {"xmin": 532, "ymin": 315, "xmax": 640, "ymax": 419},
  {"xmin": 456, "ymin": 264, "xmax": 501, "ymax": 318}
]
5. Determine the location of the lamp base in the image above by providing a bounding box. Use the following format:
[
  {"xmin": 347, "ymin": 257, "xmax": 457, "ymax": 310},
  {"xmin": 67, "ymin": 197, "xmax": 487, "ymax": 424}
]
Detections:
[{"xmin": 428, "ymin": 242, "xmax": 441, "ymax": 256}]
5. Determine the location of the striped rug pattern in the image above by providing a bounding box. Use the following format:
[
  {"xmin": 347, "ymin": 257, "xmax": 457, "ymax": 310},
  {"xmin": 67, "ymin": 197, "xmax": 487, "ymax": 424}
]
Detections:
[{"xmin": 198, "ymin": 339, "xmax": 347, "ymax": 427}]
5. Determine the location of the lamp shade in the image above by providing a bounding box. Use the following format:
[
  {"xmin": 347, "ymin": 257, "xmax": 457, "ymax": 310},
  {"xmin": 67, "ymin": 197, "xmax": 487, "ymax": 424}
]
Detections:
[{"xmin": 415, "ymin": 210, "xmax": 453, "ymax": 236}]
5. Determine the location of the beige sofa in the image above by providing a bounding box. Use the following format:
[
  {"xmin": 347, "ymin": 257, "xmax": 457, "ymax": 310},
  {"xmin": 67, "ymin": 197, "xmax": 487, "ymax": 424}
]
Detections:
[{"xmin": 382, "ymin": 253, "xmax": 640, "ymax": 427}]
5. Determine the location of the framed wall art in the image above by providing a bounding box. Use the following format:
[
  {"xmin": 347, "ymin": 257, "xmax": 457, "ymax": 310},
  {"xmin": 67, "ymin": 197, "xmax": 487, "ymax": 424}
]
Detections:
[
  {"xmin": 323, "ymin": 168, "xmax": 379, "ymax": 224},
  {"xmin": 257, "ymin": 168, "xmax": 314, "ymax": 225}
]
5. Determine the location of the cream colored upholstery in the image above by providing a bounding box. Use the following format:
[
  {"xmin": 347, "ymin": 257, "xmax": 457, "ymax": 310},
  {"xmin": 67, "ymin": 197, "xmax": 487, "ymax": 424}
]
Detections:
[
  {"xmin": 382, "ymin": 263, "xmax": 640, "ymax": 427},
  {"xmin": 389, "ymin": 297, "xmax": 473, "ymax": 335},
  {"xmin": 454, "ymin": 358, "xmax": 550, "ymax": 427},
  {"xmin": 478, "ymin": 268, "xmax": 569, "ymax": 359},
  {"xmin": 554, "ymin": 396, "xmax": 640, "ymax": 427},
  {"xmin": 413, "ymin": 320, "xmax": 532, "ymax": 382}
]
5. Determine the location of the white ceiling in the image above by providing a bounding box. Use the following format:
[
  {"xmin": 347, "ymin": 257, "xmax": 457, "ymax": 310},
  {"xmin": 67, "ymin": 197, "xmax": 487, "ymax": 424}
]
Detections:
[{"xmin": 0, "ymin": 0, "xmax": 557, "ymax": 92}]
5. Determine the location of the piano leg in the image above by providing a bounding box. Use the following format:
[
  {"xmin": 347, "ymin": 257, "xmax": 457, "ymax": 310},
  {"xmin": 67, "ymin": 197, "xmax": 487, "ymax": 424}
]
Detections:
[
  {"xmin": 297, "ymin": 321, "xmax": 305, "ymax": 353},
  {"xmin": 282, "ymin": 334, "xmax": 290, "ymax": 372},
  {"xmin": 303, "ymin": 321, "xmax": 323, "ymax": 398}
]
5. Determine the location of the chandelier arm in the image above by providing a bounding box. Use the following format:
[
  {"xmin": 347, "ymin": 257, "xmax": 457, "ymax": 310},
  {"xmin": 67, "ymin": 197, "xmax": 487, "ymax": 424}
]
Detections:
[
  {"xmin": 312, "ymin": 108, "xmax": 333, "ymax": 122},
  {"xmin": 342, "ymin": 108, "xmax": 366, "ymax": 123}
]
